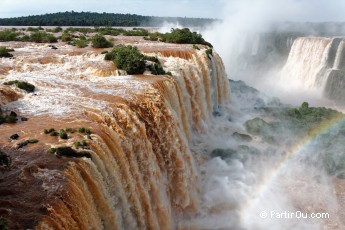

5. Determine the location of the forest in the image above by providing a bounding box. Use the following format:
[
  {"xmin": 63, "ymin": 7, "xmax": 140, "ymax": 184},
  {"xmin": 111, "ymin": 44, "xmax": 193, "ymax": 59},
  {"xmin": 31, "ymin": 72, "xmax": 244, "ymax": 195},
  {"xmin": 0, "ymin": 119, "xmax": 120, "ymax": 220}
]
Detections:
[{"xmin": 0, "ymin": 11, "xmax": 216, "ymax": 27}]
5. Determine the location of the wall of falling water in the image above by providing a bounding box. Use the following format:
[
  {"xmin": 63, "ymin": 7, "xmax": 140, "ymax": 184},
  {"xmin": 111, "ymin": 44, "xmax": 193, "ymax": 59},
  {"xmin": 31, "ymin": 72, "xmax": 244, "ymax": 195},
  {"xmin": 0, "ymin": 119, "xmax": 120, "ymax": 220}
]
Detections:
[
  {"xmin": 280, "ymin": 37, "xmax": 332, "ymax": 89},
  {"xmin": 280, "ymin": 36, "xmax": 345, "ymax": 104},
  {"xmin": 0, "ymin": 43, "xmax": 229, "ymax": 229}
]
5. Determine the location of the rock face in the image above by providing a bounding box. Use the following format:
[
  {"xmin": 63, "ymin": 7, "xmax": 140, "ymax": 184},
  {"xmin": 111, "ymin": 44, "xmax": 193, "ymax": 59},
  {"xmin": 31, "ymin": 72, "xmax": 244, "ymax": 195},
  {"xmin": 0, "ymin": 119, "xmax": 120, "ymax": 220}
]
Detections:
[{"xmin": 0, "ymin": 40, "xmax": 230, "ymax": 229}]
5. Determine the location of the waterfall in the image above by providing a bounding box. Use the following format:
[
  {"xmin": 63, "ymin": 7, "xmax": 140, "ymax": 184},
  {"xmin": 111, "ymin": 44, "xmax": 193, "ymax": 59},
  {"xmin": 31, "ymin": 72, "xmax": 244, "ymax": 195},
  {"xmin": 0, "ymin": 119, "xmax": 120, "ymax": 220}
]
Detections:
[
  {"xmin": 280, "ymin": 37, "xmax": 333, "ymax": 89},
  {"xmin": 0, "ymin": 43, "xmax": 229, "ymax": 229},
  {"xmin": 333, "ymin": 40, "xmax": 345, "ymax": 70},
  {"xmin": 280, "ymin": 36, "xmax": 345, "ymax": 104}
]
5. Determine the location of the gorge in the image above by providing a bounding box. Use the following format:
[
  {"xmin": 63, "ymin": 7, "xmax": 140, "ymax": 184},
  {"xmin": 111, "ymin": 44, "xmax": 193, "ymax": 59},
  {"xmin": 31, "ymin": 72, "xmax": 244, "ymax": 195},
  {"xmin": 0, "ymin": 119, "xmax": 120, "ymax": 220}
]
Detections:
[
  {"xmin": 2, "ymin": 25, "xmax": 345, "ymax": 230},
  {"xmin": 0, "ymin": 37, "xmax": 229, "ymax": 229}
]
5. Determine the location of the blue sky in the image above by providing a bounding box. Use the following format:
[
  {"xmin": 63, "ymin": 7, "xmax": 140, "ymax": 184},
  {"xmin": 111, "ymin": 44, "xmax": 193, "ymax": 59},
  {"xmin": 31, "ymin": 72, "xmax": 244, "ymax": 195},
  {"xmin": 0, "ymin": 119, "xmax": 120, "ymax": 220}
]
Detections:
[{"xmin": 0, "ymin": 0, "xmax": 224, "ymax": 18}]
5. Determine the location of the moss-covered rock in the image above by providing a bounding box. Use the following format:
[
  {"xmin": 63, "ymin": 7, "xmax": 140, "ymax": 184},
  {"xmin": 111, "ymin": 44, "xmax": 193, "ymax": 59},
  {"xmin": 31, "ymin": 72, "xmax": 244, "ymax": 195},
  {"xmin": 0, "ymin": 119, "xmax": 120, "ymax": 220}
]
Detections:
[
  {"xmin": 211, "ymin": 148, "xmax": 237, "ymax": 160},
  {"xmin": 245, "ymin": 117, "xmax": 273, "ymax": 135},
  {"xmin": 232, "ymin": 132, "xmax": 252, "ymax": 142}
]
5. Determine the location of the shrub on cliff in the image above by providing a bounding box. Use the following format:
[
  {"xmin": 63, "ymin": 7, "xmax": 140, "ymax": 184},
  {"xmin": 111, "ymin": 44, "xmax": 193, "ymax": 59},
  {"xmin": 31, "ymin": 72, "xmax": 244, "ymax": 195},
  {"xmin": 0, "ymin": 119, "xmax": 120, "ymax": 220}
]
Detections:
[
  {"xmin": 105, "ymin": 45, "xmax": 145, "ymax": 74},
  {"xmin": 91, "ymin": 34, "xmax": 112, "ymax": 48},
  {"xmin": 161, "ymin": 28, "xmax": 213, "ymax": 47}
]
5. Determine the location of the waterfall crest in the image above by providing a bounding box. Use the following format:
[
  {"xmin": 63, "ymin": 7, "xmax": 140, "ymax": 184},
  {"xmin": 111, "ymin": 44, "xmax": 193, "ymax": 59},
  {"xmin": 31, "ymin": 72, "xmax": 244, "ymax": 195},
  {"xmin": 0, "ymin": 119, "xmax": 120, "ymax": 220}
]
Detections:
[{"xmin": 0, "ymin": 43, "xmax": 229, "ymax": 229}]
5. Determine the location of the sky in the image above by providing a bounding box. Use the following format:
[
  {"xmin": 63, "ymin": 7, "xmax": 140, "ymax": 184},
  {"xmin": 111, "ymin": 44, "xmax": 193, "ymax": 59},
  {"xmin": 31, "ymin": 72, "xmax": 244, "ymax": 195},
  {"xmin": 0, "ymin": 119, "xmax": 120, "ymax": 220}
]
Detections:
[
  {"xmin": 1, "ymin": 0, "xmax": 345, "ymax": 21},
  {"xmin": 0, "ymin": 0, "xmax": 345, "ymax": 21},
  {"xmin": 0, "ymin": 0, "xmax": 223, "ymax": 19}
]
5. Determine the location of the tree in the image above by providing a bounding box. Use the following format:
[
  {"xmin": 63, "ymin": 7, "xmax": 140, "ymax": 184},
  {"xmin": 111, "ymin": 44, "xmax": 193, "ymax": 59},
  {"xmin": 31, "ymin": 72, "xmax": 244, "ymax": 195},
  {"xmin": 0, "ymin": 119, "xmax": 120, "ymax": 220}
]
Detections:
[
  {"xmin": 106, "ymin": 45, "xmax": 145, "ymax": 74},
  {"xmin": 161, "ymin": 28, "xmax": 213, "ymax": 47},
  {"xmin": 91, "ymin": 34, "xmax": 112, "ymax": 48}
]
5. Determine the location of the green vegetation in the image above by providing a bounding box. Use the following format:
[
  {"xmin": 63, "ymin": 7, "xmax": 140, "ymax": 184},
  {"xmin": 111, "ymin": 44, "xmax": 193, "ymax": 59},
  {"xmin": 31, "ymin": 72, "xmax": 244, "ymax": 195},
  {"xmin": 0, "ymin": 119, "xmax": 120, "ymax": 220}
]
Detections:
[
  {"xmin": 16, "ymin": 139, "xmax": 39, "ymax": 148},
  {"xmin": 106, "ymin": 45, "xmax": 145, "ymax": 74},
  {"xmin": 143, "ymin": 28, "xmax": 213, "ymax": 47},
  {"xmin": 3, "ymin": 80, "xmax": 35, "ymax": 92},
  {"xmin": 149, "ymin": 62, "xmax": 166, "ymax": 75},
  {"xmin": 285, "ymin": 101, "xmax": 341, "ymax": 133},
  {"xmin": 96, "ymin": 27, "xmax": 124, "ymax": 36},
  {"xmin": 123, "ymin": 28, "xmax": 149, "ymax": 36},
  {"xmin": 46, "ymin": 26, "xmax": 63, "ymax": 33},
  {"xmin": 0, "ymin": 11, "xmax": 215, "ymax": 27},
  {"xmin": 74, "ymin": 140, "xmax": 88, "ymax": 149},
  {"xmin": 0, "ymin": 219, "xmax": 8, "ymax": 230},
  {"xmin": 78, "ymin": 127, "xmax": 91, "ymax": 134},
  {"xmin": 0, "ymin": 29, "xmax": 18, "ymax": 41},
  {"xmin": 161, "ymin": 28, "xmax": 213, "ymax": 47},
  {"xmin": 0, "ymin": 47, "xmax": 14, "ymax": 58},
  {"xmin": 91, "ymin": 34, "xmax": 112, "ymax": 48},
  {"xmin": 28, "ymin": 139, "xmax": 39, "ymax": 143},
  {"xmin": 0, "ymin": 151, "xmax": 11, "ymax": 168},
  {"xmin": 28, "ymin": 31, "xmax": 57, "ymax": 43},
  {"xmin": 55, "ymin": 146, "xmax": 92, "ymax": 159},
  {"xmin": 27, "ymin": 26, "xmax": 44, "ymax": 32},
  {"xmin": 244, "ymin": 102, "xmax": 342, "ymax": 144},
  {"xmin": 49, "ymin": 148, "xmax": 57, "ymax": 153},
  {"xmin": 17, "ymin": 140, "xmax": 28, "ymax": 149},
  {"xmin": 105, "ymin": 45, "xmax": 170, "ymax": 75},
  {"xmin": 59, "ymin": 129, "xmax": 68, "ymax": 139},
  {"xmin": 60, "ymin": 32, "xmax": 73, "ymax": 42},
  {"xmin": 0, "ymin": 111, "xmax": 17, "ymax": 124},
  {"xmin": 143, "ymin": 32, "xmax": 161, "ymax": 41},
  {"xmin": 244, "ymin": 117, "xmax": 279, "ymax": 144},
  {"xmin": 66, "ymin": 128, "xmax": 76, "ymax": 133},
  {"xmin": 232, "ymin": 132, "xmax": 252, "ymax": 142},
  {"xmin": 72, "ymin": 36, "xmax": 89, "ymax": 48},
  {"xmin": 211, "ymin": 145, "xmax": 259, "ymax": 161},
  {"xmin": 44, "ymin": 128, "xmax": 55, "ymax": 134},
  {"xmin": 205, "ymin": 48, "xmax": 213, "ymax": 56},
  {"xmin": 65, "ymin": 27, "xmax": 95, "ymax": 34},
  {"xmin": 192, "ymin": 44, "xmax": 200, "ymax": 50},
  {"xmin": 242, "ymin": 101, "xmax": 345, "ymax": 177}
]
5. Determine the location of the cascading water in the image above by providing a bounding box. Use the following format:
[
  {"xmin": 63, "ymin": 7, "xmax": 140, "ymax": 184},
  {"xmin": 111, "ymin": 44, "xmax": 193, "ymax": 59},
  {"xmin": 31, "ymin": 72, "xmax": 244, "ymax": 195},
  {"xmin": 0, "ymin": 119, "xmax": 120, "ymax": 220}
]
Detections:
[
  {"xmin": 280, "ymin": 37, "xmax": 332, "ymax": 89},
  {"xmin": 3, "ymin": 32, "xmax": 345, "ymax": 230},
  {"xmin": 0, "ymin": 41, "xmax": 229, "ymax": 229},
  {"xmin": 280, "ymin": 36, "xmax": 345, "ymax": 105}
]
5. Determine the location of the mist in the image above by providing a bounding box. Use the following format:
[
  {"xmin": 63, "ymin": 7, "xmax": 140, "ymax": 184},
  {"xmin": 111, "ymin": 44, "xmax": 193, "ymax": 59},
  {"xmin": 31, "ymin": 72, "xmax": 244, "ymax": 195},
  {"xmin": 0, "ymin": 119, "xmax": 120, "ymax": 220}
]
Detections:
[
  {"xmin": 180, "ymin": 0, "xmax": 345, "ymax": 229},
  {"xmin": 202, "ymin": 0, "xmax": 345, "ymax": 107},
  {"xmin": 182, "ymin": 77, "xmax": 345, "ymax": 229}
]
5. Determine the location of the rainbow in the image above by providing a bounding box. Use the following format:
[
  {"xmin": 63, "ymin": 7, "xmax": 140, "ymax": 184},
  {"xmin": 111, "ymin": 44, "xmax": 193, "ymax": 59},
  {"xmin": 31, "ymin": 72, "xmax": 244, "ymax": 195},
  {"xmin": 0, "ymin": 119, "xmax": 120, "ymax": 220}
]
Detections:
[{"xmin": 240, "ymin": 113, "xmax": 345, "ymax": 223}]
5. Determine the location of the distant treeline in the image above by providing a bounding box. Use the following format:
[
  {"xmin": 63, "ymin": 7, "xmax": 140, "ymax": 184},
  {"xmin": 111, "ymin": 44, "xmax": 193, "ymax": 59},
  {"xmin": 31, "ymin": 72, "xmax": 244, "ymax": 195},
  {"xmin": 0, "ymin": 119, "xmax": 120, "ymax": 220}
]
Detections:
[{"xmin": 0, "ymin": 11, "xmax": 216, "ymax": 27}]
